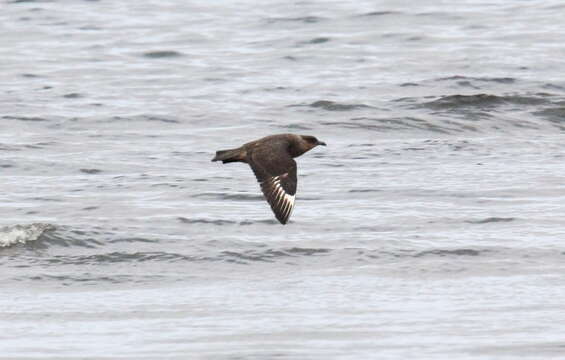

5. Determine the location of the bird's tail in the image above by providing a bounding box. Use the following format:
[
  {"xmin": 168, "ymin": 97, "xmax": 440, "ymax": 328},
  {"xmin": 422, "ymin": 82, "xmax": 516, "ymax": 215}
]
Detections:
[{"xmin": 211, "ymin": 147, "xmax": 244, "ymax": 163}]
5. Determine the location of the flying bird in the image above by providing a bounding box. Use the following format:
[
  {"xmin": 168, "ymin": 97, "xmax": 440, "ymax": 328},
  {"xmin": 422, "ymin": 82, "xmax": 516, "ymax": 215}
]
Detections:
[{"xmin": 212, "ymin": 134, "xmax": 326, "ymax": 224}]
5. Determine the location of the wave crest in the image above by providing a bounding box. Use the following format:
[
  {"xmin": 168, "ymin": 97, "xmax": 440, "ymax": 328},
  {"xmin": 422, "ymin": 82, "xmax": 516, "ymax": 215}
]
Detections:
[{"xmin": 0, "ymin": 223, "xmax": 55, "ymax": 248}]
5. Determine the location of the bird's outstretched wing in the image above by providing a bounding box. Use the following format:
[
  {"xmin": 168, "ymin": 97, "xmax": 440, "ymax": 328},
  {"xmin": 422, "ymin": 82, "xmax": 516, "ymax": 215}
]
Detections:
[{"xmin": 248, "ymin": 143, "xmax": 297, "ymax": 224}]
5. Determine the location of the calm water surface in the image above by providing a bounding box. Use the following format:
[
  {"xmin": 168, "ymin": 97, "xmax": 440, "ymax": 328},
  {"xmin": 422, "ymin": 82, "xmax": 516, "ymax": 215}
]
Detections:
[{"xmin": 2, "ymin": 0, "xmax": 565, "ymax": 359}]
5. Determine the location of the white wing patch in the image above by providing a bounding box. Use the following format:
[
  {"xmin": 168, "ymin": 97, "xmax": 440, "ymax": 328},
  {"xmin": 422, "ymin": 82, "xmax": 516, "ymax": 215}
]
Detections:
[{"xmin": 269, "ymin": 175, "xmax": 295, "ymax": 222}]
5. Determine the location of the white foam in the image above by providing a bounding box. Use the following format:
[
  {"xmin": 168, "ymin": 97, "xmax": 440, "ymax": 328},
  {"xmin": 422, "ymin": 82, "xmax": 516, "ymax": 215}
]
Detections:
[{"xmin": 0, "ymin": 223, "xmax": 55, "ymax": 248}]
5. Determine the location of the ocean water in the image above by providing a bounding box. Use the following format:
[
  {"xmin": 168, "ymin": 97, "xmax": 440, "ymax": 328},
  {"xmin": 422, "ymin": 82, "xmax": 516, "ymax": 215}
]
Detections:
[{"xmin": 2, "ymin": 0, "xmax": 565, "ymax": 358}]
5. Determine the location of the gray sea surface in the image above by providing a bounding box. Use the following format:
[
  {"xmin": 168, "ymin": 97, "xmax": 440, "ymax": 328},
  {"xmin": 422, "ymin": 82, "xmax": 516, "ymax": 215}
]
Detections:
[{"xmin": 2, "ymin": 0, "xmax": 565, "ymax": 359}]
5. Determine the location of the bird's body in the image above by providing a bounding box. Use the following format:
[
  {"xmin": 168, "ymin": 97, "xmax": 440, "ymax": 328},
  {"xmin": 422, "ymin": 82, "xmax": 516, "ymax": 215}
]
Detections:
[{"xmin": 212, "ymin": 134, "xmax": 326, "ymax": 224}]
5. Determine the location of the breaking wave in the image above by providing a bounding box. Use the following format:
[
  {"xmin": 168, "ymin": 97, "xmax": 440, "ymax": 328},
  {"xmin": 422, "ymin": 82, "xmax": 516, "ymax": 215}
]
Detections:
[{"xmin": 0, "ymin": 223, "xmax": 55, "ymax": 248}]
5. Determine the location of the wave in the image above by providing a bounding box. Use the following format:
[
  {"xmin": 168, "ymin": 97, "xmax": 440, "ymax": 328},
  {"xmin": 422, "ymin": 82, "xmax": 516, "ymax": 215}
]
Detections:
[
  {"xmin": 0, "ymin": 223, "xmax": 55, "ymax": 248},
  {"xmin": 297, "ymin": 37, "xmax": 331, "ymax": 45},
  {"xmin": 266, "ymin": 16, "xmax": 326, "ymax": 24},
  {"xmin": 218, "ymin": 247, "xmax": 331, "ymax": 264},
  {"xmin": 178, "ymin": 217, "xmax": 238, "ymax": 225},
  {"xmin": 466, "ymin": 217, "xmax": 515, "ymax": 224},
  {"xmin": 291, "ymin": 100, "xmax": 374, "ymax": 112},
  {"xmin": 19, "ymin": 246, "xmax": 497, "ymax": 268},
  {"xmin": 283, "ymin": 89, "xmax": 565, "ymax": 135},
  {"xmin": 12, "ymin": 273, "xmax": 169, "ymax": 285},
  {"xmin": 321, "ymin": 117, "xmax": 453, "ymax": 134},
  {"xmin": 422, "ymin": 94, "xmax": 549, "ymax": 110},
  {"xmin": 358, "ymin": 11, "xmax": 402, "ymax": 17},
  {"xmin": 178, "ymin": 217, "xmax": 283, "ymax": 226},
  {"xmin": 435, "ymin": 76, "xmax": 517, "ymax": 84},
  {"xmin": 533, "ymin": 107, "xmax": 565, "ymax": 125},
  {"xmin": 0, "ymin": 225, "xmax": 161, "ymax": 250},
  {"xmin": 142, "ymin": 50, "xmax": 184, "ymax": 59},
  {"xmin": 44, "ymin": 251, "xmax": 196, "ymax": 265},
  {"xmin": 23, "ymin": 247, "xmax": 334, "ymax": 267},
  {"xmin": 386, "ymin": 92, "xmax": 565, "ymax": 134},
  {"xmin": 2, "ymin": 115, "xmax": 47, "ymax": 122},
  {"xmin": 190, "ymin": 192, "xmax": 264, "ymax": 201}
]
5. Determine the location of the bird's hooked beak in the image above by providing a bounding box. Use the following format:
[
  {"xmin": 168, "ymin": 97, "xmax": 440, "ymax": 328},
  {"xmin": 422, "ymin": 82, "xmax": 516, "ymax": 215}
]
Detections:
[{"xmin": 317, "ymin": 140, "xmax": 327, "ymax": 146}]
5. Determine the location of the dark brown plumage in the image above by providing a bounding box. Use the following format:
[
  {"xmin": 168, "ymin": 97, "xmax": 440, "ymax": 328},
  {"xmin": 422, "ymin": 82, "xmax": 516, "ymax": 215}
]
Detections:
[{"xmin": 212, "ymin": 134, "xmax": 326, "ymax": 224}]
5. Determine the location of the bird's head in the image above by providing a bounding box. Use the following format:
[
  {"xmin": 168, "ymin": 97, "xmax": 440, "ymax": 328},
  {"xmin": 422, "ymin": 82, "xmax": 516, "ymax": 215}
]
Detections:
[{"xmin": 300, "ymin": 135, "xmax": 327, "ymax": 149}]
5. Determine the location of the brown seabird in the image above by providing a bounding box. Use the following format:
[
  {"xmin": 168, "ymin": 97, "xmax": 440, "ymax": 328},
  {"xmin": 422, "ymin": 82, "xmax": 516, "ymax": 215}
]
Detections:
[{"xmin": 212, "ymin": 134, "xmax": 326, "ymax": 224}]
